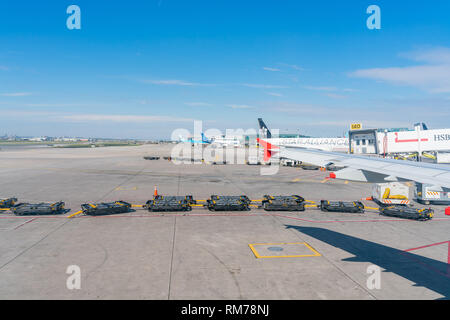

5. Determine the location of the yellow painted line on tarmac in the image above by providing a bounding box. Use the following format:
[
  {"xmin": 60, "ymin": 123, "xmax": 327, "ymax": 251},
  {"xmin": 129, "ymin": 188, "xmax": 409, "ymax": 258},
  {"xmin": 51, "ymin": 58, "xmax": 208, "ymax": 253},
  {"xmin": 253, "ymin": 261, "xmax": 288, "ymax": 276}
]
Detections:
[
  {"xmin": 67, "ymin": 210, "xmax": 82, "ymax": 218},
  {"xmin": 249, "ymin": 242, "xmax": 321, "ymax": 259},
  {"xmin": 191, "ymin": 204, "xmax": 205, "ymax": 207},
  {"xmin": 305, "ymin": 204, "xmax": 318, "ymax": 208},
  {"xmin": 291, "ymin": 178, "xmax": 301, "ymax": 182},
  {"xmin": 364, "ymin": 206, "xmax": 380, "ymax": 211},
  {"xmin": 131, "ymin": 205, "xmax": 144, "ymax": 208},
  {"xmin": 345, "ymin": 180, "xmax": 349, "ymax": 184},
  {"xmin": 320, "ymin": 178, "xmax": 330, "ymax": 183},
  {"xmin": 304, "ymin": 200, "xmax": 315, "ymax": 204},
  {"xmin": 196, "ymin": 199, "xmax": 207, "ymax": 202}
]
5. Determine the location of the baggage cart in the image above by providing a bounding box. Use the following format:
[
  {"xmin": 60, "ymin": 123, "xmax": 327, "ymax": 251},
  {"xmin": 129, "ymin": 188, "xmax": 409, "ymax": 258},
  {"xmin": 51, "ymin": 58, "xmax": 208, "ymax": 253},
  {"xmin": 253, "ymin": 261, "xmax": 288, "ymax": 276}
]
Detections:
[
  {"xmin": 12, "ymin": 201, "xmax": 65, "ymax": 216},
  {"xmin": 320, "ymin": 200, "xmax": 365, "ymax": 213},
  {"xmin": 262, "ymin": 195, "xmax": 305, "ymax": 211},
  {"xmin": 81, "ymin": 201, "xmax": 131, "ymax": 216}
]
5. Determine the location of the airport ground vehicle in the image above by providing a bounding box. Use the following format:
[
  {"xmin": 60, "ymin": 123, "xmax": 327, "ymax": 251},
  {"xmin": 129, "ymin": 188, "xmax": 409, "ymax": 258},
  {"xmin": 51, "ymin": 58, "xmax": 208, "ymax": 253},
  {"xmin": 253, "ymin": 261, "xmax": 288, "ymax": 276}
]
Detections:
[
  {"xmin": 206, "ymin": 195, "xmax": 250, "ymax": 211},
  {"xmin": 379, "ymin": 206, "xmax": 433, "ymax": 221},
  {"xmin": 262, "ymin": 195, "xmax": 305, "ymax": 211},
  {"xmin": 300, "ymin": 164, "xmax": 320, "ymax": 170},
  {"xmin": 372, "ymin": 182, "xmax": 410, "ymax": 206},
  {"xmin": 11, "ymin": 201, "xmax": 65, "ymax": 215},
  {"xmin": 81, "ymin": 201, "xmax": 131, "ymax": 216},
  {"xmin": 436, "ymin": 152, "xmax": 450, "ymax": 164},
  {"xmin": 0, "ymin": 197, "xmax": 17, "ymax": 208},
  {"xmin": 415, "ymin": 183, "xmax": 450, "ymax": 205},
  {"xmin": 280, "ymin": 158, "xmax": 298, "ymax": 167},
  {"xmin": 320, "ymin": 200, "xmax": 365, "ymax": 213},
  {"xmin": 146, "ymin": 195, "xmax": 195, "ymax": 212}
]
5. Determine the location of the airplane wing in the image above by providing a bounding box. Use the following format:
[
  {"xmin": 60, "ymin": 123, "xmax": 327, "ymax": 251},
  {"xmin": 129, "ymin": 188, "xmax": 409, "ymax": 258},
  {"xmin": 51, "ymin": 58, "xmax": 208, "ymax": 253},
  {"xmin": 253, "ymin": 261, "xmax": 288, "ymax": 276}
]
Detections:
[{"xmin": 257, "ymin": 138, "xmax": 450, "ymax": 189}]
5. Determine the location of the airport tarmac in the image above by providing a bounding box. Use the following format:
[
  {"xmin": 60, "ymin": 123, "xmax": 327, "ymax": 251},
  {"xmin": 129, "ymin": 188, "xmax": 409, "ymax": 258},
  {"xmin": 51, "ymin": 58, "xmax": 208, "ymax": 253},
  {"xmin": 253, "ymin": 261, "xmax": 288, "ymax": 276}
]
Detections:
[{"xmin": 0, "ymin": 144, "xmax": 449, "ymax": 299}]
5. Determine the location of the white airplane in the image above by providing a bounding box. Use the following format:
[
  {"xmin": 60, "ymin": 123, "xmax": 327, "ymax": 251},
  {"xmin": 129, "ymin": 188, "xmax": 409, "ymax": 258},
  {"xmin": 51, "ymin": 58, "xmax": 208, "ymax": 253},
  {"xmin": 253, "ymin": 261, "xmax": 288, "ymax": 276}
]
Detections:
[
  {"xmin": 257, "ymin": 138, "xmax": 450, "ymax": 191},
  {"xmin": 211, "ymin": 135, "xmax": 241, "ymax": 147},
  {"xmin": 257, "ymin": 118, "xmax": 348, "ymax": 152}
]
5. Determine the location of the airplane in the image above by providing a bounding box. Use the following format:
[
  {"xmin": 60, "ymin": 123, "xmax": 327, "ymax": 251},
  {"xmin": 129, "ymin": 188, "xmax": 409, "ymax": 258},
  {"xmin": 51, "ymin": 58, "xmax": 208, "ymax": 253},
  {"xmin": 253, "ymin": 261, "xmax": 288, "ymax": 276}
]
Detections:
[
  {"xmin": 178, "ymin": 132, "xmax": 212, "ymax": 144},
  {"xmin": 258, "ymin": 118, "xmax": 349, "ymax": 152},
  {"xmin": 210, "ymin": 135, "xmax": 241, "ymax": 147},
  {"xmin": 257, "ymin": 138, "xmax": 450, "ymax": 191}
]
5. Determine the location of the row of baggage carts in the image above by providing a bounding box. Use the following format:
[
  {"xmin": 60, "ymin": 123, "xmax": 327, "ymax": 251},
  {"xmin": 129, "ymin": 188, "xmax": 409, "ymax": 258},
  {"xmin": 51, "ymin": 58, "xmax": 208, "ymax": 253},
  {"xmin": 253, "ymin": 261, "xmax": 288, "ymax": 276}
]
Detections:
[{"xmin": 0, "ymin": 195, "xmax": 434, "ymax": 220}]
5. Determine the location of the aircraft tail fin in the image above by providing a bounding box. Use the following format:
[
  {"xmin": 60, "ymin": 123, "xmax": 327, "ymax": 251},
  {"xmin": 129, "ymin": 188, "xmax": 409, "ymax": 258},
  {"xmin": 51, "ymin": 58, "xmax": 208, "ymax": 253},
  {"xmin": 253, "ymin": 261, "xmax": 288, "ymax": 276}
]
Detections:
[
  {"xmin": 256, "ymin": 138, "xmax": 278, "ymax": 161},
  {"xmin": 258, "ymin": 118, "xmax": 272, "ymax": 138}
]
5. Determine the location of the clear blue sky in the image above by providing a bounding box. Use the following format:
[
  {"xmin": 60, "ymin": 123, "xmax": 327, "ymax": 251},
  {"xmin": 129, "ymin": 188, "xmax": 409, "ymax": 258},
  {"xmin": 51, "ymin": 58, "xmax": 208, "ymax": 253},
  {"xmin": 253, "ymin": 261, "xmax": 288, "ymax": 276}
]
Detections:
[{"xmin": 1, "ymin": 1, "xmax": 449, "ymax": 139}]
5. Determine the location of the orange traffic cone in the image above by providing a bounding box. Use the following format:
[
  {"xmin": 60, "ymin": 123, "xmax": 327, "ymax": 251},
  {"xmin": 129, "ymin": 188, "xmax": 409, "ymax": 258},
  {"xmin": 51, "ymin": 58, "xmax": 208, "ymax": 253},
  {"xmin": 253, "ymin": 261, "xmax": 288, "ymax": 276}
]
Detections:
[{"xmin": 154, "ymin": 186, "xmax": 158, "ymax": 197}]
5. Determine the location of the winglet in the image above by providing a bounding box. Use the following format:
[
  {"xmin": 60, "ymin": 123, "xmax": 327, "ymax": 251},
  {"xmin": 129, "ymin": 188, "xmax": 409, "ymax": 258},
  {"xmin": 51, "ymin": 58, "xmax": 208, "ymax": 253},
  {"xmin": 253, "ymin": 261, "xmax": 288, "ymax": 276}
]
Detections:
[{"xmin": 257, "ymin": 138, "xmax": 279, "ymax": 162}]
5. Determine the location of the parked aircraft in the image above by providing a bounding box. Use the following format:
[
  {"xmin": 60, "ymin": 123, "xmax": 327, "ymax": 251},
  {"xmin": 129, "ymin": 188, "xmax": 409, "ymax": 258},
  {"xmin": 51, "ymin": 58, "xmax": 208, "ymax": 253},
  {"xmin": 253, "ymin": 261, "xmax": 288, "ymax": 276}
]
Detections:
[
  {"xmin": 258, "ymin": 118, "xmax": 348, "ymax": 152},
  {"xmin": 257, "ymin": 138, "xmax": 450, "ymax": 191}
]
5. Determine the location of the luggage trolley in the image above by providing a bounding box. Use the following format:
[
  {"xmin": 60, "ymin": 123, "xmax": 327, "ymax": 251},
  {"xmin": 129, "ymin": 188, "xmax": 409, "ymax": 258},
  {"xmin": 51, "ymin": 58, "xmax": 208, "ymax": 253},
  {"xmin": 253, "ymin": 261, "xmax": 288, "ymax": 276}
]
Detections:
[
  {"xmin": 81, "ymin": 201, "xmax": 132, "ymax": 216},
  {"xmin": 0, "ymin": 197, "xmax": 17, "ymax": 209},
  {"xmin": 262, "ymin": 195, "xmax": 305, "ymax": 211},
  {"xmin": 11, "ymin": 201, "xmax": 65, "ymax": 216},
  {"xmin": 320, "ymin": 200, "xmax": 365, "ymax": 213},
  {"xmin": 206, "ymin": 195, "xmax": 251, "ymax": 211},
  {"xmin": 379, "ymin": 206, "xmax": 433, "ymax": 221},
  {"xmin": 146, "ymin": 195, "xmax": 195, "ymax": 212}
]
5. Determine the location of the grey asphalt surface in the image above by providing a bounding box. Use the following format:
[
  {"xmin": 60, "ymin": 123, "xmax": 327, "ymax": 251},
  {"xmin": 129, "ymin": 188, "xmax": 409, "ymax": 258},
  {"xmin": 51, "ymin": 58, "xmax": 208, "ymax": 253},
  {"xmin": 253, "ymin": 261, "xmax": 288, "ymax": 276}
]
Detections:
[{"xmin": 0, "ymin": 144, "xmax": 449, "ymax": 299}]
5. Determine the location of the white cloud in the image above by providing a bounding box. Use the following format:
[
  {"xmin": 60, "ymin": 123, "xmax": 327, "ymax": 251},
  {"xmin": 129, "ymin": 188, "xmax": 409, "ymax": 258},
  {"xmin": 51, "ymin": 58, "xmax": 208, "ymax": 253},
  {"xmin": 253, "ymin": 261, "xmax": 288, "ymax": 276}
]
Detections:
[
  {"xmin": 142, "ymin": 79, "xmax": 214, "ymax": 87},
  {"xmin": 242, "ymin": 83, "xmax": 289, "ymax": 89},
  {"xmin": 59, "ymin": 114, "xmax": 195, "ymax": 123},
  {"xmin": 302, "ymin": 85, "xmax": 338, "ymax": 92},
  {"xmin": 350, "ymin": 47, "xmax": 450, "ymax": 93},
  {"xmin": 226, "ymin": 104, "xmax": 255, "ymax": 109},
  {"xmin": 262, "ymin": 67, "xmax": 280, "ymax": 72},
  {"xmin": 278, "ymin": 63, "xmax": 303, "ymax": 71},
  {"xmin": 184, "ymin": 102, "xmax": 213, "ymax": 107},
  {"xmin": 266, "ymin": 92, "xmax": 283, "ymax": 97},
  {"xmin": 325, "ymin": 93, "xmax": 347, "ymax": 99},
  {"xmin": 0, "ymin": 110, "xmax": 195, "ymax": 123},
  {"xmin": 402, "ymin": 47, "xmax": 450, "ymax": 64},
  {"xmin": 0, "ymin": 92, "xmax": 32, "ymax": 97}
]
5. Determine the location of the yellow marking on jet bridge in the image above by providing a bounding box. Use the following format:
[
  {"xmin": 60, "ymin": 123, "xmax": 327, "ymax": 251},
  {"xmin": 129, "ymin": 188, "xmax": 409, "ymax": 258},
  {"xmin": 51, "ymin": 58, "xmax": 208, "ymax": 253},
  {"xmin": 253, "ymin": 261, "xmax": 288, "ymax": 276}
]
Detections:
[{"xmin": 249, "ymin": 242, "xmax": 321, "ymax": 259}]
